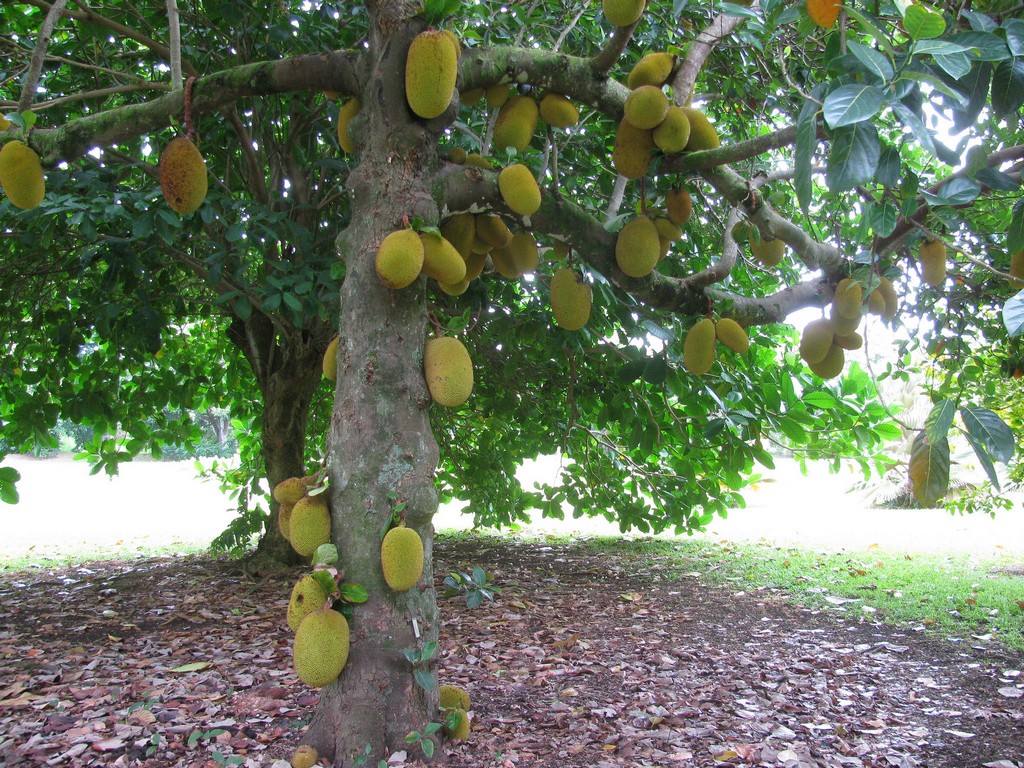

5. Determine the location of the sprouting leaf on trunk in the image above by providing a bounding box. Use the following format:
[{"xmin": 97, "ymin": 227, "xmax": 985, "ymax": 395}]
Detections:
[{"xmin": 908, "ymin": 430, "xmax": 949, "ymax": 507}]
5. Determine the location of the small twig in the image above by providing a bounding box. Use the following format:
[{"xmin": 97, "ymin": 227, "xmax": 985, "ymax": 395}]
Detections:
[
  {"xmin": 17, "ymin": 0, "xmax": 70, "ymax": 114},
  {"xmin": 605, "ymin": 174, "xmax": 628, "ymax": 221},
  {"xmin": 167, "ymin": 0, "xmax": 183, "ymax": 92},
  {"xmin": 553, "ymin": 5, "xmax": 588, "ymax": 52}
]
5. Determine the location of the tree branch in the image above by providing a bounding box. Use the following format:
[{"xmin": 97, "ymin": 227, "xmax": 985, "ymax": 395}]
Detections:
[
  {"xmin": 672, "ymin": 12, "xmax": 745, "ymax": 105},
  {"xmin": 167, "ymin": 0, "xmax": 183, "ymax": 91},
  {"xmin": 589, "ymin": 23, "xmax": 638, "ymax": 74},
  {"xmin": 18, "ymin": 0, "xmax": 70, "ymax": 113},
  {"xmin": 681, "ymin": 208, "xmax": 742, "ymax": 291}
]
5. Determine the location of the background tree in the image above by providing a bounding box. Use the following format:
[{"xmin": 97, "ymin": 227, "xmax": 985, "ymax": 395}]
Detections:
[{"xmin": 2, "ymin": 0, "xmax": 1023, "ymax": 764}]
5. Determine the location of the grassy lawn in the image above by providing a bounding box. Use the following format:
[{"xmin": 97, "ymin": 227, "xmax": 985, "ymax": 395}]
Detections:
[{"xmin": 0, "ymin": 541, "xmax": 213, "ymax": 573}]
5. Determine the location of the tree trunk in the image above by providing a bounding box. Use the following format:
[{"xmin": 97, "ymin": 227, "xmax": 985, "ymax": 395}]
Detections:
[{"xmin": 301, "ymin": 9, "xmax": 446, "ymax": 766}]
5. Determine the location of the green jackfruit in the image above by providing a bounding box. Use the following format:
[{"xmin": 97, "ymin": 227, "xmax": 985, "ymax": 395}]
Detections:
[
  {"xmin": 277, "ymin": 502, "xmax": 294, "ymax": 540},
  {"xmin": 493, "ymin": 96, "xmax": 539, "ymax": 153},
  {"xmin": 808, "ymin": 343, "xmax": 845, "ymax": 380},
  {"xmin": 680, "ymin": 107, "xmax": 720, "ymax": 151},
  {"xmin": 832, "ymin": 331, "xmax": 863, "ymax": 351},
  {"xmin": 290, "ymin": 496, "xmax": 331, "ymax": 558},
  {"xmin": 323, "ymin": 336, "xmax": 338, "ymax": 381},
  {"xmin": 291, "ymin": 745, "xmax": 319, "ymax": 768},
  {"xmin": 828, "ymin": 305, "xmax": 861, "ymax": 336},
  {"xmin": 273, "ymin": 477, "xmax": 308, "ymax": 506},
  {"xmin": 489, "ymin": 244, "xmax": 520, "ymax": 279},
  {"xmin": 666, "ymin": 188, "xmax": 692, "ymax": 227},
  {"xmin": 799, "ymin": 317, "xmax": 834, "ymax": 365},
  {"xmin": 438, "ymin": 277, "xmax": 470, "ymax": 296},
  {"xmin": 376, "ymin": 229, "xmax": 425, "ymax": 289},
  {"xmin": 158, "ymin": 136, "xmax": 207, "ymax": 215},
  {"xmin": 627, "ymin": 52, "xmax": 675, "ymax": 89},
  {"xmin": 715, "ymin": 318, "xmax": 749, "ymax": 354},
  {"xmin": 464, "ymin": 250, "xmax": 487, "ymax": 281},
  {"xmin": 615, "ymin": 215, "xmax": 661, "ymax": 278},
  {"xmin": 653, "ymin": 106, "xmax": 691, "ymax": 154},
  {"xmin": 877, "ymin": 276, "xmax": 899, "ymax": 320},
  {"xmin": 653, "ymin": 217, "xmax": 682, "ymax": 243},
  {"xmin": 0, "ymin": 140, "xmax": 45, "ymax": 210},
  {"xmin": 420, "ymin": 232, "xmax": 467, "ymax": 284},
  {"xmin": 441, "ymin": 213, "xmax": 477, "ymax": 258},
  {"xmin": 293, "ymin": 606, "xmax": 349, "ymax": 688},
  {"xmin": 424, "ymin": 336, "xmax": 473, "ymax": 407},
  {"xmin": 1011, "ymin": 250, "xmax": 1024, "ymax": 287},
  {"xmin": 498, "ymin": 163, "xmax": 542, "ymax": 216},
  {"xmin": 539, "ymin": 93, "xmax": 579, "ymax": 129},
  {"xmin": 464, "ymin": 152, "xmax": 493, "ymax": 169},
  {"xmin": 405, "ymin": 30, "xmax": 458, "ymax": 119},
  {"xmin": 475, "ymin": 214, "xmax": 513, "ymax": 249},
  {"xmin": 485, "ymin": 84, "xmax": 512, "ymax": 108},
  {"xmin": 684, "ymin": 318, "xmax": 716, "ymax": 375},
  {"xmin": 460, "ymin": 88, "xmax": 484, "ymax": 106},
  {"xmin": 749, "ymin": 232, "xmax": 785, "ymax": 267},
  {"xmin": 624, "ymin": 85, "xmax": 669, "ymax": 130},
  {"xmin": 381, "ymin": 525, "xmax": 424, "ymax": 592},
  {"xmin": 287, "ymin": 575, "xmax": 329, "ymax": 631},
  {"xmin": 337, "ymin": 97, "xmax": 362, "ymax": 154},
  {"xmin": 448, "ymin": 146, "xmax": 468, "ymax": 164},
  {"xmin": 612, "ymin": 118, "xmax": 655, "ymax": 180},
  {"xmin": 918, "ymin": 239, "xmax": 946, "ymax": 288},
  {"xmin": 550, "ymin": 268, "xmax": 592, "ymax": 330},
  {"xmin": 832, "ymin": 277, "xmax": 863, "ymax": 321},
  {"xmin": 603, "ymin": 0, "xmax": 646, "ymax": 27},
  {"xmin": 865, "ymin": 288, "xmax": 886, "ymax": 316},
  {"xmin": 440, "ymin": 684, "xmax": 471, "ymax": 712},
  {"xmin": 508, "ymin": 231, "xmax": 540, "ymax": 275}
]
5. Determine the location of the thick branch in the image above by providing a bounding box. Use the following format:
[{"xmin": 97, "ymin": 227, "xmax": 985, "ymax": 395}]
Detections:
[
  {"xmin": 672, "ymin": 12, "xmax": 745, "ymax": 105},
  {"xmin": 590, "ymin": 23, "xmax": 638, "ymax": 74},
  {"xmin": 681, "ymin": 208, "xmax": 741, "ymax": 291}
]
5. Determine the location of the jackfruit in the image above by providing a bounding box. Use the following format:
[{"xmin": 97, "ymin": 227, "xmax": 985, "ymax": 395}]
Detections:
[
  {"xmin": 464, "ymin": 251, "xmax": 487, "ymax": 281},
  {"xmin": 424, "ymin": 336, "xmax": 473, "ymax": 407},
  {"xmin": 748, "ymin": 230, "xmax": 786, "ymax": 267},
  {"xmin": 287, "ymin": 575, "xmax": 329, "ymax": 631},
  {"xmin": 460, "ymin": 87, "xmax": 484, "ymax": 106},
  {"xmin": 603, "ymin": 0, "xmax": 646, "ymax": 27},
  {"xmin": 323, "ymin": 336, "xmax": 339, "ymax": 381},
  {"xmin": 509, "ymin": 231, "xmax": 540, "ymax": 275},
  {"xmin": 877, "ymin": 276, "xmax": 899, "ymax": 319},
  {"xmin": 808, "ymin": 343, "xmax": 845, "ymax": 379},
  {"xmin": 807, "ymin": 0, "xmax": 841, "ymax": 28},
  {"xmin": 293, "ymin": 606, "xmax": 350, "ymax": 688},
  {"xmin": 472, "ymin": 237, "xmax": 494, "ymax": 255},
  {"xmin": 376, "ymin": 229, "xmax": 425, "ymax": 289},
  {"xmin": 291, "ymin": 745, "xmax": 319, "ymax": 768},
  {"xmin": 493, "ymin": 96, "xmax": 539, "ymax": 153},
  {"xmin": 624, "ymin": 85, "xmax": 669, "ymax": 130},
  {"xmin": 539, "ymin": 93, "xmax": 580, "ymax": 129},
  {"xmin": 420, "ymin": 232, "xmax": 467, "ymax": 284},
  {"xmin": 0, "ymin": 140, "xmax": 45, "ymax": 210},
  {"xmin": 615, "ymin": 215, "xmax": 661, "ymax": 278},
  {"xmin": 158, "ymin": 136, "xmax": 207, "ymax": 214},
  {"xmin": 441, "ymin": 213, "xmax": 477, "ymax": 258},
  {"xmin": 612, "ymin": 118, "xmax": 655, "ymax": 179},
  {"xmin": 828, "ymin": 305, "xmax": 860, "ymax": 336},
  {"xmin": 380, "ymin": 525, "xmax": 424, "ymax": 592},
  {"xmin": 273, "ymin": 477, "xmax": 308, "ymax": 506},
  {"xmin": 550, "ymin": 268, "xmax": 592, "ymax": 330},
  {"xmin": 439, "ymin": 277, "xmax": 470, "ymax": 296},
  {"xmin": 446, "ymin": 708, "xmax": 471, "ymax": 740},
  {"xmin": 405, "ymin": 30, "xmax": 458, "ymax": 119},
  {"xmin": 683, "ymin": 318, "xmax": 716, "ymax": 375},
  {"xmin": 0, "ymin": 115, "xmax": 10, "ymax": 131},
  {"xmin": 832, "ymin": 331, "xmax": 863, "ymax": 351},
  {"xmin": 448, "ymin": 146, "xmax": 468, "ymax": 164},
  {"xmin": 551, "ymin": 240, "xmax": 570, "ymax": 260},
  {"xmin": 475, "ymin": 214, "xmax": 513, "ymax": 249},
  {"xmin": 666, "ymin": 188, "xmax": 692, "ymax": 227},
  {"xmin": 464, "ymin": 152, "xmax": 493, "ymax": 169},
  {"xmin": 918, "ymin": 239, "xmax": 946, "ymax": 288},
  {"xmin": 290, "ymin": 495, "xmax": 332, "ymax": 558},
  {"xmin": 439, "ymin": 684, "xmax": 471, "ymax": 712},
  {"xmin": 337, "ymin": 97, "xmax": 362, "ymax": 154},
  {"xmin": 653, "ymin": 106, "xmax": 691, "ymax": 154},
  {"xmin": 865, "ymin": 287, "xmax": 886, "ymax": 316},
  {"xmin": 498, "ymin": 163, "xmax": 541, "ymax": 216},
  {"xmin": 832, "ymin": 277, "xmax": 863, "ymax": 321},
  {"xmin": 680, "ymin": 107, "xmax": 720, "ymax": 151},
  {"xmin": 489, "ymin": 245, "xmax": 520, "ymax": 279},
  {"xmin": 441, "ymin": 29, "xmax": 462, "ymax": 58},
  {"xmin": 485, "ymin": 84, "xmax": 512, "ymax": 109},
  {"xmin": 653, "ymin": 217, "xmax": 682, "ymax": 243},
  {"xmin": 715, "ymin": 318, "xmax": 749, "ymax": 354},
  {"xmin": 277, "ymin": 502, "xmax": 294, "ymax": 540},
  {"xmin": 628, "ymin": 52, "xmax": 675, "ymax": 89},
  {"xmin": 799, "ymin": 318, "xmax": 834, "ymax": 365}
]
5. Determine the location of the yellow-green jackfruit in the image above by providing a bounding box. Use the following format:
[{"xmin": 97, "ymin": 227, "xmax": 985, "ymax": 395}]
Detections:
[
  {"xmin": 273, "ymin": 476, "xmax": 308, "ymax": 506},
  {"xmin": 290, "ymin": 496, "xmax": 331, "ymax": 558},
  {"xmin": 877, "ymin": 276, "xmax": 899, "ymax": 320},
  {"xmin": 460, "ymin": 87, "xmax": 484, "ymax": 106},
  {"xmin": 441, "ymin": 213, "xmax": 477, "ymax": 258},
  {"xmin": 475, "ymin": 214, "xmax": 513, "ymax": 249},
  {"xmin": 680, "ymin": 107, "xmax": 720, "ymax": 151},
  {"xmin": 603, "ymin": 0, "xmax": 646, "ymax": 27},
  {"xmin": 498, "ymin": 163, "xmax": 542, "ymax": 216},
  {"xmin": 446, "ymin": 708, "xmax": 471, "ymax": 740},
  {"xmin": 615, "ymin": 215, "xmax": 661, "ymax": 278},
  {"xmin": 666, "ymin": 188, "xmax": 692, "ymax": 227},
  {"xmin": 440, "ymin": 684, "xmax": 471, "ymax": 712},
  {"xmin": 0, "ymin": 140, "xmax": 44, "ymax": 210},
  {"xmin": 653, "ymin": 106, "xmax": 691, "ymax": 154},
  {"xmin": 508, "ymin": 231, "xmax": 539, "ymax": 275},
  {"xmin": 612, "ymin": 118, "xmax": 655, "ymax": 180},
  {"xmin": 749, "ymin": 232, "xmax": 786, "ymax": 267},
  {"xmin": 159, "ymin": 136, "xmax": 207, "ymax": 215},
  {"xmin": 485, "ymin": 84, "xmax": 512, "ymax": 108},
  {"xmin": 493, "ymin": 96, "xmax": 539, "ymax": 153},
  {"xmin": 291, "ymin": 745, "xmax": 319, "ymax": 768},
  {"xmin": 624, "ymin": 85, "xmax": 669, "ymax": 130},
  {"xmin": 627, "ymin": 52, "xmax": 674, "ymax": 89},
  {"xmin": 1011, "ymin": 250, "xmax": 1024, "ymax": 287},
  {"xmin": 380, "ymin": 525, "xmax": 424, "ymax": 592},
  {"xmin": 337, "ymin": 97, "xmax": 362, "ymax": 154},
  {"xmin": 829, "ymin": 305, "xmax": 860, "ymax": 336},
  {"xmin": 448, "ymin": 146, "xmax": 468, "ymax": 164},
  {"xmin": 799, "ymin": 318, "xmax": 834, "ymax": 365},
  {"xmin": 550, "ymin": 268, "xmax": 592, "ymax": 331},
  {"xmin": 918, "ymin": 239, "xmax": 946, "ymax": 288},
  {"xmin": 832, "ymin": 331, "xmax": 863, "ymax": 351},
  {"xmin": 376, "ymin": 229, "xmax": 425, "ymax": 289},
  {"xmin": 420, "ymin": 232, "xmax": 467, "ymax": 284},
  {"xmin": 832, "ymin": 277, "xmax": 863, "ymax": 321},
  {"xmin": 293, "ymin": 606, "xmax": 350, "ymax": 688},
  {"xmin": 287, "ymin": 575, "xmax": 329, "ymax": 631},
  {"xmin": 322, "ymin": 336, "xmax": 339, "ymax": 382},
  {"xmin": 684, "ymin": 318, "xmax": 716, "ymax": 375},
  {"xmin": 277, "ymin": 502, "xmax": 294, "ymax": 540},
  {"xmin": 539, "ymin": 93, "xmax": 580, "ymax": 129},
  {"xmin": 405, "ymin": 30, "xmax": 459, "ymax": 119},
  {"xmin": 489, "ymin": 244, "xmax": 520, "ymax": 279},
  {"xmin": 808, "ymin": 343, "xmax": 845, "ymax": 379},
  {"xmin": 424, "ymin": 336, "xmax": 473, "ymax": 407},
  {"xmin": 715, "ymin": 318, "xmax": 749, "ymax": 354}
]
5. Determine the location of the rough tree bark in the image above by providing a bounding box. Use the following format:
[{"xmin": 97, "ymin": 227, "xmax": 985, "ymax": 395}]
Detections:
[{"xmin": 300, "ymin": 6, "xmax": 444, "ymax": 765}]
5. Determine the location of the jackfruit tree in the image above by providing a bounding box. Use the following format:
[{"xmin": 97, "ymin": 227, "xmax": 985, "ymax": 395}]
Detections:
[{"xmin": 3, "ymin": 0, "xmax": 1024, "ymax": 762}]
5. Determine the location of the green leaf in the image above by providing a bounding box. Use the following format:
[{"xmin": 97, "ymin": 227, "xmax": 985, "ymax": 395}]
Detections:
[
  {"xmin": 932, "ymin": 52, "xmax": 972, "ymax": 80},
  {"xmin": 911, "ymin": 40, "xmax": 975, "ymax": 57},
  {"xmin": 875, "ymin": 146, "xmax": 901, "ymax": 187},
  {"xmin": 846, "ymin": 41, "xmax": 894, "ymax": 81},
  {"xmin": 339, "ymin": 582, "xmax": 369, "ymax": 603},
  {"xmin": 903, "ymin": 4, "xmax": 946, "ymax": 39},
  {"xmin": 313, "ymin": 543, "xmax": 339, "ymax": 565},
  {"xmin": 802, "ymin": 390, "xmax": 838, "ymax": 409},
  {"xmin": 922, "ymin": 177, "xmax": 981, "ymax": 207},
  {"xmin": 890, "ymin": 103, "xmax": 939, "ymax": 160},
  {"xmin": 1005, "ymin": 18, "xmax": 1024, "ymax": 56},
  {"xmin": 908, "ymin": 430, "xmax": 950, "ymax": 507},
  {"xmin": 953, "ymin": 63, "xmax": 992, "ymax": 130},
  {"xmin": 312, "ymin": 570, "xmax": 337, "ymax": 598},
  {"xmin": 823, "ymin": 85, "xmax": 885, "ymax": 128},
  {"xmin": 843, "ymin": 5, "xmax": 896, "ymax": 56},
  {"xmin": 959, "ymin": 406, "xmax": 1015, "ymax": 464},
  {"xmin": 1009, "ymin": 200, "xmax": 1024, "ymax": 254},
  {"xmin": 826, "ymin": 123, "xmax": 880, "ymax": 192},
  {"xmin": 866, "ymin": 201, "xmax": 898, "ymax": 236},
  {"xmin": 924, "ymin": 399, "xmax": 955, "ymax": 443},
  {"xmin": 991, "ymin": 59, "xmax": 1024, "ymax": 116},
  {"xmin": 1002, "ymin": 290, "xmax": 1024, "ymax": 337},
  {"xmin": 953, "ymin": 31, "xmax": 1010, "ymax": 61},
  {"xmin": 414, "ymin": 669, "xmax": 436, "ymax": 692},
  {"xmin": 795, "ymin": 95, "xmax": 820, "ymax": 215},
  {"xmin": 962, "ymin": 429, "xmax": 1001, "ymax": 491},
  {"xmin": 975, "ymin": 168, "xmax": 1021, "ymax": 191},
  {"xmin": 422, "ymin": 739, "xmax": 435, "ymax": 759}
]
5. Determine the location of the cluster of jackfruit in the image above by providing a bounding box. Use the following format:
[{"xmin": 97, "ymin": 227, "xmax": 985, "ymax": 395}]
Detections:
[
  {"xmin": 0, "ymin": 138, "xmax": 45, "ymax": 210},
  {"xmin": 798, "ymin": 275, "xmax": 898, "ymax": 379},
  {"xmin": 424, "ymin": 335, "xmax": 474, "ymax": 406},
  {"xmin": 917, "ymin": 238, "xmax": 946, "ymax": 288},
  {"xmin": 613, "ymin": 52, "xmax": 719, "ymax": 180},
  {"xmin": 274, "ymin": 475, "xmax": 332, "ymax": 557},
  {"xmin": 439, "ymin": 684, "xmax": 472, "ymax": 741},
  {"xmin": 683, "ymin": 317, "xmax": 750, "ymax": 376},
  {"xmin": 158, "ymin": 136, "xmax": 207, "ymax": 214},
  {"xmin": 375, "ymin": 226, "xmax": 477, "ymax": 292},
  {"xmin": 380, "ymin": 524, "xmax": 425, "ymax": 591},
  {"xmin": 611, "ymin": 187, "xmax": 694, "ymax": 279},
  {"xmin": 437, "ymin": 209, "xmax": 543, "ymax": 290}
]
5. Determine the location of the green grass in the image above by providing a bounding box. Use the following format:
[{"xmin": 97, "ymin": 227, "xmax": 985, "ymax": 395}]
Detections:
[{"xmin": 0, "ymin": 540, "xmax": 214, "ymax": 574}]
